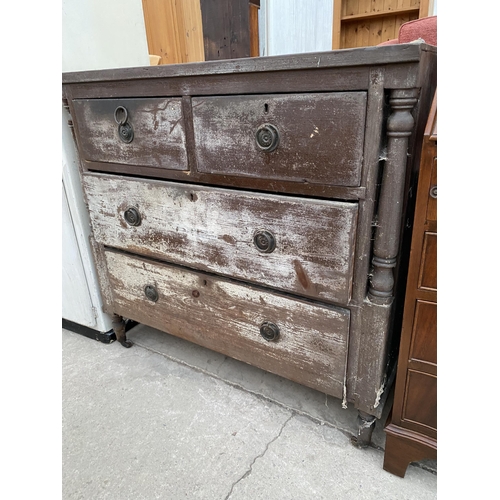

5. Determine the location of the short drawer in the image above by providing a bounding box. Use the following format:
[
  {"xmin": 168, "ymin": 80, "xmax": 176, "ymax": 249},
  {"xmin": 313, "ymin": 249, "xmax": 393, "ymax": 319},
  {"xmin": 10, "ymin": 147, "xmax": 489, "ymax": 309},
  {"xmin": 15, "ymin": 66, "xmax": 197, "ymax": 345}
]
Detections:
[
  {"xmin": 105, "ymin": 249, "xmax": 350, "ymax": 398},
  {"xmin": 402, "ymin": 370, "xmax": 437, "ymax": 433},
  {"xmin": 418, "ymin": 232, "xmax": 437, "ymax": 291},
  {"xmin": 426, "ymin": 156, "xmax": 437, "ymax": 222},
  {"xmin": 84, "ymin": 174, "xmax": 358, "ymax": 305},
  {"xmin": 71, "ymin": 98, "xmax": 188, "ymax": 170},
  {"xmin": 409, "ymin": 300, "xmax": 437, "ymax": 366},
  {"xmin": 192, "ymin": 92, "xmax": 367, "ymax": 187}
]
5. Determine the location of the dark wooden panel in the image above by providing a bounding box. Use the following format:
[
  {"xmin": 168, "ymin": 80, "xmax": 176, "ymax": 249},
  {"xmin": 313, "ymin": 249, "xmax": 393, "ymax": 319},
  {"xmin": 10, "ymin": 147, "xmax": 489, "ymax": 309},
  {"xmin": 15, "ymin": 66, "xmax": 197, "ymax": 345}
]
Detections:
[
  {"xmin": 403, "ymin": 370, "xmax": 437, "ymax": 431},
  {"xmin": 65, "ymin": 67, "xmax": 370, "ymax": 100},
  {"xmin": 200, "ymin": 0, "xmax": 250, "ymax": 60},
  {"xmin": 72, "ymin": 98, "xmax": 187, "ymax": 171},
  {"xmin": 84, "ymin": 174, "xmax": 359, "ymax": 305},
  {"xmin": 62, "ymin": 43, "xmax": 435, "ymax": 84},
  {"xmin": 80, "ymin": 160, "xmax": 367, "ymax": 200},
  {"xmin": 409, "ymin": 300, "xmax": 437, "ymax": 366},
  {"xmin": 418, "ymin": 232, "xmax": 437, "ymax": 291},
  {"xmin": 105, "ymin": 249, "xmax": 350, "ymax": 398},
  {"xmin": 192, "ymin": 92, "xmax": 367, "ymax": 187},
  {"xmin": 426, "ymin": 155, "xmax": 437, "ymax": 222}
]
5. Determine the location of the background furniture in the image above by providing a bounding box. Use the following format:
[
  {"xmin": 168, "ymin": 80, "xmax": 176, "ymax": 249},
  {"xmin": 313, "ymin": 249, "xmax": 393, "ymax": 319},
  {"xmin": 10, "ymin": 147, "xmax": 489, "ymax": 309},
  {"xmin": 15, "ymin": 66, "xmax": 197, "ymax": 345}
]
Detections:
[
  {"xmin": 62, "ymin": 105, "xmax": 115, "ymax": 340},
  {"xmin": 383, "ymin": 90, "xmax": 437, "ymax": 477},
  {"xmin": 332, "ymin": 0, "xmax": 433, "ymax": 49},
  {"xmin": 378, "ymin": 15, "xmax": 437, "ymax": 46},
  {"xmin": 62, "ymin": 0, "xmax": 150, "ymax": 338},
  {"xmin": 141, "ymin": 0, "xmax": 260, "ymax": 64},
  {"xmin": 62, "ymin": 43, "xmax": 436, "ymax": 447},
  {"xmin": 200, "ymin": 0, "xmax": 260, "ymax": 60}
]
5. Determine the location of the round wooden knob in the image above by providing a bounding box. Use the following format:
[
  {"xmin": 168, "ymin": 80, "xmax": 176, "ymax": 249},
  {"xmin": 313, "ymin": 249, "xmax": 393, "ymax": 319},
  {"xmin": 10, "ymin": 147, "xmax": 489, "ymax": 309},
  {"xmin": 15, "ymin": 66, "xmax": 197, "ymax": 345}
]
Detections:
[
  {"xmin": 124, "ymin": 207, "xmax": 141, "ymax": 226},
  {"xmin": 253, "ymin": 230, "xmax": 276, "ymax": 253},
  {"xmin": 118, "ymin": 123, "xmax": 134, "ymax": 143},
  {"xmin": 255, "ymin": 124, "xmax": 279, "ymax": 152},
  {"xmin": 144, "ymin": 285, "xmax": 159, "ymax": 302},
  {"xmin": 260, "ymin": 321, "xmax": 280, "ymax": 342}
]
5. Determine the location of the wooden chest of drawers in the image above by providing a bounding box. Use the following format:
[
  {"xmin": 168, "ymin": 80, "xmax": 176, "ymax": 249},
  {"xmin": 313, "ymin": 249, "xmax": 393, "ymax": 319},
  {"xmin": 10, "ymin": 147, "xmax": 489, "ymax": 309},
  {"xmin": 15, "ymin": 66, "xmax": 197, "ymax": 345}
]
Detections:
[
  {"xmin": 383, "ymin": 91, "xmax": 437, "ymax": 475},
  {"xmin": 62, "ymin": 44, "xmax": 436, "ymax": 446}
]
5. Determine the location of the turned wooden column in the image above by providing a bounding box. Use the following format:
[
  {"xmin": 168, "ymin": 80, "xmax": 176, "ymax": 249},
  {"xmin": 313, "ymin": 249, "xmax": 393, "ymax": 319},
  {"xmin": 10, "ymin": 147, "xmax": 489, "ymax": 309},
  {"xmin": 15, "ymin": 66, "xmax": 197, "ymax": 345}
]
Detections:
[{"xmin": 368, "ymin": 89, "xmax": 419, "ymax": 305}]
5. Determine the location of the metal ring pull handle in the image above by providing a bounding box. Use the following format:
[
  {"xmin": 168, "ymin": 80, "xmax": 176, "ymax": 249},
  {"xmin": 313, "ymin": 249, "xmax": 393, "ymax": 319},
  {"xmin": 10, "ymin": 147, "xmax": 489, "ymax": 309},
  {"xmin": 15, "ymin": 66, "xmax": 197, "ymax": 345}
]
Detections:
[
  {"xmin": 255, "ymin": 124, "xmax": 280, "ymax": 152},
  {"xmin": 114, "ymin": 106, "xmax": 129, "ymax": 125},
  {"xmin": 114, "ymin": 106, "xmax": 134, "ymax": 143},
  {"xmin": 429, "ymin": 185, "xmax": 437, "ymax": 199}
]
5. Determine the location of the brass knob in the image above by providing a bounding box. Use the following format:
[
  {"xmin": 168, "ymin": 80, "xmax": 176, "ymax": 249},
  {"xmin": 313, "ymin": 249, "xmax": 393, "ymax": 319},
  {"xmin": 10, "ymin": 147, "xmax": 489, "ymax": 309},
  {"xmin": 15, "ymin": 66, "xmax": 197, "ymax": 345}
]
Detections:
[
  {"xmin": 260, "ymin": 321, "xmax": 280, "ymax": 342},
  {"xmin": 255, "ymin": 124, "xmax": 279, "ymax": 152},
  {"xmin": 124, "ymin": 207, "xmax": 141, "ymax": 226},
  {"xmin": 253, "ymin": 230, "xmax": 276, "ymax": 253},
  {"xmin": 144, "ymin": 285, "xmax": 159, "ymax": 302}
]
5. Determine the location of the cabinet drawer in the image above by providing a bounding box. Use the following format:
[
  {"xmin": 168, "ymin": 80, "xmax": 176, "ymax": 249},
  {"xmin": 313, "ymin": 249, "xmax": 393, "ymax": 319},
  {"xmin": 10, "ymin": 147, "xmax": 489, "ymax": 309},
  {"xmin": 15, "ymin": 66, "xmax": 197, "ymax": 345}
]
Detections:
[
  {"xmin": 72, "ymin": 98, "xmax": 188, "ymax": 170},
  {"xmin": 192, "ymin": 92, "xmax": 367, "ymax": 186},
  {"xmin": 84, "ymin": 174, "xmax": 358, "ymax": 305},
  {"xmin": 105, "ymin": 249, "xmax": 350, "ymax": 398},
  {"xmin": 426, "ymin": 156, "xmax": 437, "ymax": 222},
  {"xmin": 409, "ymin": 300, "xmax": 437, "ymax": 366},
  {"xmin": 418, "ymin": 232, "xmax": 437, "ymax": 291},
  {"xmin": 403, "ymin": 370, "xmax": 437, "ymax": 432}
]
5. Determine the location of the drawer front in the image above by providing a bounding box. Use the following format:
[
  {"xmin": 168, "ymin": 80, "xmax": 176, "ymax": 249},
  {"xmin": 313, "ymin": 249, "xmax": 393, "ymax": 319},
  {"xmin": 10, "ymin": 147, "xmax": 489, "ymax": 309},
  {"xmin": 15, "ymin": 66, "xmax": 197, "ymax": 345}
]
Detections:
[
  {"xmin": 426, "ymin": 156, "xmax": 437, "ymax": 222},
  {"xmin": 402, "ymin": 370, "xmax": 437, "ymax": 433},
  {"xmin": 105, "ymin": 249, "xmax": 350, "ymax": 398},
  {"xmin": 192, "ymin": 92, "xmax": 367, "ymax": 186},
  {"xmin": 418, "ymin": 232, "xmax": 437, "ymax": 291},
  {"xmin": 84, "ymin": 174, "xmax": 358, "ymax": 305},
  {"xmin": 409, "ymin": 300, "xmax": 437, "ymax": 366},
  {"xmin": 71, "ymin": 98, "xmax": 188, "ymax": 170}
]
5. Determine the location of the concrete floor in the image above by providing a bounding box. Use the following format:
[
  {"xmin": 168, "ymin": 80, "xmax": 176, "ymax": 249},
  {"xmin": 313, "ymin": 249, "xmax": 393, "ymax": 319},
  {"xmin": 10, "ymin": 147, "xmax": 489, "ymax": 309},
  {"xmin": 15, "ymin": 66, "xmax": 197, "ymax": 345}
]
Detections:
[{"xmin": 62, "ymin": 325, "xmax": 437, "ymax": 499}]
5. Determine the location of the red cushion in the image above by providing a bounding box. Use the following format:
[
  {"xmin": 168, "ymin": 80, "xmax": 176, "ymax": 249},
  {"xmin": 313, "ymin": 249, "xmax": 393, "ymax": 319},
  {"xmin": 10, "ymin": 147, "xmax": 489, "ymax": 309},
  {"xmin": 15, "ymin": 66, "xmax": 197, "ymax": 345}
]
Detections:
[{"xmin": 398, "ymin": 16, "xmax": 437, "ymax": 46}]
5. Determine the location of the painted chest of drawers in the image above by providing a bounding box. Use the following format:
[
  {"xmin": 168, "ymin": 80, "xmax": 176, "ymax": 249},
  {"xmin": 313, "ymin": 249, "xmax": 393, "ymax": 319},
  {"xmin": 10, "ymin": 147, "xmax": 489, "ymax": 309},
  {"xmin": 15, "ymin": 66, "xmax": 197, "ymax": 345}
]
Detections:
[{"xmin": 62, "ymin": 44, "xmax": 437, "ymax": 446}]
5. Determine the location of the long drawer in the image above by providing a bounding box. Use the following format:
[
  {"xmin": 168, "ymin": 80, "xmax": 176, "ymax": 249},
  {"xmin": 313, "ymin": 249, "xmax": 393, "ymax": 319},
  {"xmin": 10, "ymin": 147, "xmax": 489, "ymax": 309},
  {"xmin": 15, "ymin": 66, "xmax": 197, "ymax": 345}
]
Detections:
[
  {"xmin": 84, "ymin": 174, "xmax": 358, "ymax": 305},
  {"xmin": 105, "ymin": 249, "xmax": 350, "ymax": 398},
  {"xmin": 72, "ymin": 97, "xmax": 188, "ymax": 170},
  {"xmin": 192, "ymin": 92, "xmax": 367, "ymax": 186}
]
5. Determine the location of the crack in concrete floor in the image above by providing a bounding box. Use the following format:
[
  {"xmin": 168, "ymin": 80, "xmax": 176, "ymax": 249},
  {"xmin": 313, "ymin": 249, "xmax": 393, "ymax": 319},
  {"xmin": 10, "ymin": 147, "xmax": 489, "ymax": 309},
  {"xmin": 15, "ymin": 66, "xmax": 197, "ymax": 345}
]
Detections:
[{"xmin": 224, "ymin": 414, "xmax": 294, "ymax": 500}]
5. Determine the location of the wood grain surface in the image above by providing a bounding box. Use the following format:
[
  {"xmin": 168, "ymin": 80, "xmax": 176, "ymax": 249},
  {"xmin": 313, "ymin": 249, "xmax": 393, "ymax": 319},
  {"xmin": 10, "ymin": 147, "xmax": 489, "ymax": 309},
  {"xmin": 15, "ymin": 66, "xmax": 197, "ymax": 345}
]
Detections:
[
  {"xmin": 192, "ymin": 92, "xmax": 367, "ymax": 186},
  {"xmin": 72, "ymin": 98, "xmax": 187, "ymax": 170},
  {"xmin": 84, "ymin": 173, "xmax": 358, "ymax": 305},
  {"xmin": 105, "ymin": 248, "xmax": 350, "ymax": 398}
]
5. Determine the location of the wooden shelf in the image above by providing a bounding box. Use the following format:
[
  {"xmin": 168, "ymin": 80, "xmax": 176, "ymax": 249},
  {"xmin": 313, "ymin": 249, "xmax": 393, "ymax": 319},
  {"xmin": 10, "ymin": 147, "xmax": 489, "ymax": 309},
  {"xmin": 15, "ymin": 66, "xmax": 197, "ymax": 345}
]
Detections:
[
  {"xmin": 332, "ymin": 0, "xmax": 430, "ymax": 50},
  {"xmin": 341, "ymin": 7, "xmax": 419, "ymax": 23}
]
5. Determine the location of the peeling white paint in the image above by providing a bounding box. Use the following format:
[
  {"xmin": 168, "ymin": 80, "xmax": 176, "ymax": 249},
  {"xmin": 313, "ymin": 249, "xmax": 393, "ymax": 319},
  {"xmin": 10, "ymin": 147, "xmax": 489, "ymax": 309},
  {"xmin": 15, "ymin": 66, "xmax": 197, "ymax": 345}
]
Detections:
[
  {"xmin": 84, "ymin": 174, "xmax": 359, "ymax": 304},
  {"xmin": 373, "ymin": 378, "xmax": 386, "ymax": 409}
]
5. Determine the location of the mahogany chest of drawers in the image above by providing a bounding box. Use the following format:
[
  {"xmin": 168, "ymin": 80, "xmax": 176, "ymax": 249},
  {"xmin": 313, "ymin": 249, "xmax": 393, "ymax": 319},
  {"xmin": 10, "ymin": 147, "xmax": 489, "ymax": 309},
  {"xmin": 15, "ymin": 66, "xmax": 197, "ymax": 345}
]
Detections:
[
  {"xmin": 62, "ymin": 44, "xmax": 436, "ymax": 446},
  {"xmin": 383, "ymin": 90, "xmax": 437, "ymax": 475}
]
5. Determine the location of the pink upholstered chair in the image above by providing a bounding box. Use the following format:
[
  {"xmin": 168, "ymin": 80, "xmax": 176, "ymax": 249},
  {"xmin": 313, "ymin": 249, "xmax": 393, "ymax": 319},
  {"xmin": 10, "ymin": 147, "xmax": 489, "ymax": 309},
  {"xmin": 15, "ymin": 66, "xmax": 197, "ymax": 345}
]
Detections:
[{"xmin": 378, "ymin": 16, "xmax": 437, "ymax": 46}]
